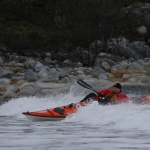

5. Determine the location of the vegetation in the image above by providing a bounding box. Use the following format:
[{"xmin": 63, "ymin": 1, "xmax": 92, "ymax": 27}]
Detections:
[{"xmin": 0, "ymin": 0, "xmax": 150, "ymax": 64}]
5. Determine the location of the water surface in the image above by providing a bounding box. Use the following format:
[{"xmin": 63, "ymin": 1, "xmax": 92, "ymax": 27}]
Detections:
[{"xmin": 0, "ymin": 93, "xmax": 150, "ymax": 150}]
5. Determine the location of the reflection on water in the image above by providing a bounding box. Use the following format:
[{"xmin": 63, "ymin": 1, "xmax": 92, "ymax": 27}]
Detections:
[{"xmin": 0, "ymin": 117, "xmax": 150, "ymax": 150}]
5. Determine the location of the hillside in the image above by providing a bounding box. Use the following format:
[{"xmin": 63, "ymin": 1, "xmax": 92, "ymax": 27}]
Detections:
[{"xmin": 0, "ymin": 0, "xmax": 150, "ymax": 55}]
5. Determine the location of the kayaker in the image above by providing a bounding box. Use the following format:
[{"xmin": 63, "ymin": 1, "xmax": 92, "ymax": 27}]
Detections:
[{"xmin": 80, "ymin": 83, "xmax": 129, "ymax": 105}]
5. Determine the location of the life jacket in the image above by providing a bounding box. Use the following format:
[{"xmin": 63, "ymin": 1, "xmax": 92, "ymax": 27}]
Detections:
[
  {"xmin": 105, "ymin": 92, "xmax": 118, "ymax": 103},
  {"xmin": 94, "ymin": 89, "xmax": 129, "ymax": 103}
]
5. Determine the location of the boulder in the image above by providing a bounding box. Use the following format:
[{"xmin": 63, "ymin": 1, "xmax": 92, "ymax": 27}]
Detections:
[
  {"xmin": 0, "ymin": 69, "xmax": 14, "ymax": 79},
  {"xmin": 119, "ymin": 61, "xmax": 129, "ymax": 70},
  {"xmin": 127, "ymin": 62, "xmax": 143, "ymax": 71},
  {"xmin": 3, "ymin": 91, "xmax": 17, "ymax": 99},
  {"xmin": 35, "ymin": 82, "xmax": 69, "ymax": 89},
  {"xmin": 137, "ymin": 26, "xmax": 147, "ymax": 35},
  {"xmin": 0, "ymin": 78, "xmax": 10, "ymax": 88},
  {"xmin": 34, "ymin": 62, "xmax": 47, "ymax": 72},
  {"xmin": 101, "ymin": 62, "xmax": 111, "ymax": 72},
  {"xmin": 98, "ymin": 73, "xmax": 108, "ymax": 80},
  {"xmin": 7, "ymin": 85, "xmax": 19, "ymax": 93},
  {"xmin": 24, "ymin": 59, "xmax": 36, "ymax": 70},
  {"xmin": 138, "ymin": 76, "xmax": 150, "ymax": 85},
  {"xmin": 24, "ymin": 70, "xmax": 38, "ymax": 82},
  {"xmin": 17, "ymin": 85, "xmax": 37, "ymax": 97}
]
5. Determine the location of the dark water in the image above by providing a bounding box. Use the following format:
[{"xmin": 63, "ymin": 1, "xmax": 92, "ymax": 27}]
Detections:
[{"xmin": 1, "ymin": 116, "xmax": 150, "ymax": 150}]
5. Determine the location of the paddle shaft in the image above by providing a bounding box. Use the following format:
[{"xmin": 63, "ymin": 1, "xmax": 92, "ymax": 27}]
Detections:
[{"xmin": 77, "ymin": 79, "xmax": 99, "ymax": 94}]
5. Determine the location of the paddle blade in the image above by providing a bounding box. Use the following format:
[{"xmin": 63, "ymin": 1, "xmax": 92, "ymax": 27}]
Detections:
[{"xmin": 77, "ymin": 80, "xmax": 93, "ymax": 90}]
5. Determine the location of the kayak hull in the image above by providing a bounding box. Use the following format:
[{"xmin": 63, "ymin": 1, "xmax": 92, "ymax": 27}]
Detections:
[
  {"xmin": 23, "ymin": 114, "xmax": 65, "ymax": 121},
  {"xmin": 22, "ymin": 101, "xmax": 90, "ymax": 121}
]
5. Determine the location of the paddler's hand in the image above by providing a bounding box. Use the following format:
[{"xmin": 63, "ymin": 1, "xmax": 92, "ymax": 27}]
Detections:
[
  {"xmin": 98, "ymin": 94, "xmax": 109, "ymax": 105},
  {"xmin": 99, "ymin": 93, "xmax": 104, "ymax": 97},
  {"xmin": 96, "ymin": 93, "xmax": 104, "ymax": 99}
]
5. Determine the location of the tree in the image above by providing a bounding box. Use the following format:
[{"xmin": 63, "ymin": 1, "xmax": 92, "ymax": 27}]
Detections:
[{"xmin": 37, "ymin": 0, "xmax": 138, "ymax": 66}]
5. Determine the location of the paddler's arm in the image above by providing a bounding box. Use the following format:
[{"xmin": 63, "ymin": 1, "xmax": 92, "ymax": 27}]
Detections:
[{"xmin": 94, "ymin": 89, "xmax": 112, "ymax": 100}]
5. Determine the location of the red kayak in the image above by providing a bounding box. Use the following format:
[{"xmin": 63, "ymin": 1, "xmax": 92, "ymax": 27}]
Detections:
[
  {"xmin": 22, "ymin": 100, "xmax": 90, "ymax": 121},
  {"xmin": 130, "ymin": 95, "xmax": 150, "ymax": 105}
]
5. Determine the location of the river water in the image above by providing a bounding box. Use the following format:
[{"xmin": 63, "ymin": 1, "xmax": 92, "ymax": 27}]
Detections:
[{"xmin": 0, "ymin": 92, "xmax": 150, "ymax": 150}]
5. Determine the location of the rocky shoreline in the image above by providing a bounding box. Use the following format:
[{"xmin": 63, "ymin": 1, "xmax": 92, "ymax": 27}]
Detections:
[{"xmin": 1, "ymin": 49, "xmax": 150, "ymax": 105}]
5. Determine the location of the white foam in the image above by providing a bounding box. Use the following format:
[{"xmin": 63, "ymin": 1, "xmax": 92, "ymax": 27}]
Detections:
[
  {"xmin": 65, "ymin": 101, "xmax": 150, "ymax": 130},
  {"xmin": 0, "ymin": 90, "xmax": 150, "ymax": 130}
]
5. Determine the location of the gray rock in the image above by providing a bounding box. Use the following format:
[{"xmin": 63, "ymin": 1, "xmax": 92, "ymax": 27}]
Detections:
[
  {"xmin": 137, "ymin": 26, "xmax": 147, "ymax": 35},
  {"xmin": 35, "ymin": 90, "xmax": 46, "ymax": 98},
  {"xmin": 131, "ymin": 3, "xmax": 150, "ymax": 16},
  {"xmin": 0, "ymin": 78, "xmax": 10, "ymax": 88},
  {"xmin": 38, "ymin": 77, "xmax": 59, "ymax": 82},
  {"xmin": 45, "ymin": 52, "xmax": 51, "ymax": 57},
  {"xmin": 3, "ymin": 91, "xmax": 17, "ymax": 99},
  {"xmin": 24, "ymin": 59, "xmax": 36, "ymax": 70},
  {"xmin": 106, "ymin": 73, "xmax": 113, "ymax": 78},
  {"xmin": 101, "ymin": 62, "xmax": 111, "ymax": 72},
  {"xmin": 9, "ymin": 55, "xmax": 20, "ymax": 63},
  {"xmin": 130, "ymin": 41, "xmax": 150, "ymax": 59},
  {"xmin": 7, "ymin": 85, "xmax": 19, "ymax": 93},
  {"xmin": 138, "ymin": 76, "xmax": 150, "ymax": 85},
  {"xmin": 77, "ymin": 75, "xmax": 88, "ymax": 80},
  {"xmin": 35, "ymin": 82, "xmax": 68, "ymax": 89},
  {"xmin": 17, "ymin": 85, "xmax": 37, "ymax": 97},
  {"xmin": 34, "ymin": 62, "xmax": 46, "ymax": 72},
  {"xmin": 94, "ymin": 57, "xmax": 116, "ymax": 68},
  {"xmin": 106, "ymin": 36, "xmax": 150, "ymax": 60},
  {"xmin": 60, "ymin": 77, "xmax": 71, "ymax": 83},
  {"xmin": 89, "ymin": 40, "xmax": 103, "ymax": 50},
  {"xmin": 127, "ymin": 62, "xmax": 143, "ymax": 71},
  {"xmin": 148, "ymin": 38, "xmax": 150, "ymax": 45},
  {"xmin": 40, "ymin": 89, "xmax": 56, "ymax": 96},
  {"xmin": 12, "ymin": 76, "xmax": 25, "ymax": 81},
  {"xmin": 0, "ymin": 56, "xmax": 4, "ymax": 64},
  {"xmin": 44, "ymin": 57, "xmax": 51, "ymax": 63},
  {"xmin": 128, "ymin": 78, "xmax": 137, "ymax": 84},
  {"xmin": 56, "ymin": 86, "xmax": 71, "ymax": 94},
  {"xmin": 122, "ymin": 74, "xmax": 132, "ymax": 79},
  {"xmin": 92, "ymin": 67, "xmax": 106, "ymax": 75},
  {"xmin": 119, "ymin": 61, "xmax": 129, "ymax": 70},
  {"xmin": 76, "ymin": 70, "xmax": 84, "ymax": 75},
  {"xmin": 19, "ymin": 82, "xmax": 33, "ymax": 90},
  {"xmin": 76, "ymin": 62, "xmax": 83, "ymax": 67},
  {"xmin": 15, "ymin": 80, "xmax": 28, "ymax": 86},
  {"xmin": 47, "ymin": 68, "xmax": 59, "ymax": 78},
  {"xmin": 136, "ymin": 60, "xmax": 150, "ymax": 69},
  {"xmin": 24, "ymin": 70, "xmax": 38, "ymax": 82},
  {"xmin": 0, "ymin": 69, "xmax": 14, "ymax": 79},
  {"xmin": 98, "ymin": 73, "xmax": 108, "ymax": 80},
  {"xmin": 99, "ymin": 52, "xmax": 107, "ymax": 57},
  {"xmin": 58, "ymin": 74, "xmax": 68, "ymax": 80},
  {"xmin": 17, "ymin": 63, "xmax": 24, "ymax": 67},
  {"xmin": 8, "ymin": 61, "xmax": 17, "ymax": 67},
  {"xmin": 111, "ymin": 66, "xmax": 119, "ymax": 72},
  {"xmin": 62, "ymin": 59, "xmax": 72, "ymax": 67},
  {"xmin": 0, "ymin": 96, "xmax": 5, "ymax": 105},
  {"xmin": 37, "ymin": 70, "xmax": 48, "ymax": 78}
]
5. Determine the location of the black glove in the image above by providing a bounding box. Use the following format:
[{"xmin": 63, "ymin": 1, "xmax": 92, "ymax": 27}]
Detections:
[
  {"xmin": 98, "ymin": 94, "xmax": 110, "ymax": 105},
  {"xmin": 99, "ymin": 93, "xmax": 104, "ymax": 97}
]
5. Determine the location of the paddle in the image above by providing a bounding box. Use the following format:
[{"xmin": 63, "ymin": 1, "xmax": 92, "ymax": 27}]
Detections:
[{"xmin": 77, "ymin": 79, "xmax": 98, "ymax": 94}]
